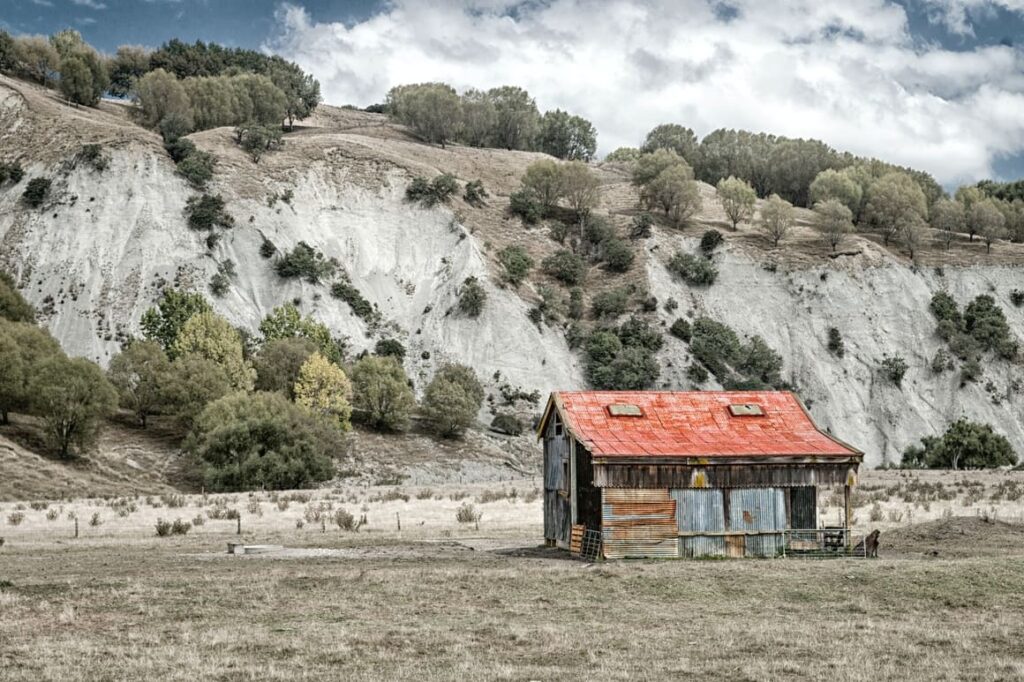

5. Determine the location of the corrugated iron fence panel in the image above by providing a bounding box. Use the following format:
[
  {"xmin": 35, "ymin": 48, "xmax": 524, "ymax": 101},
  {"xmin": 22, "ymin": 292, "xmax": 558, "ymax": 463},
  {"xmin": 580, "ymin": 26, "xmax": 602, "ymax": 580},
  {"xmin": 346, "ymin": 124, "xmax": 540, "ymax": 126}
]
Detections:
[
  {"xmin": 602, "ymin": 488, "xmax": 678, "ymax": 559},
  {"xmin": 729, "ymin": 488, "xmax": 787, "ymax": 557},
  {"xmin": 672, "ymin": 489, "xmax": 726, "ymax": 558}
]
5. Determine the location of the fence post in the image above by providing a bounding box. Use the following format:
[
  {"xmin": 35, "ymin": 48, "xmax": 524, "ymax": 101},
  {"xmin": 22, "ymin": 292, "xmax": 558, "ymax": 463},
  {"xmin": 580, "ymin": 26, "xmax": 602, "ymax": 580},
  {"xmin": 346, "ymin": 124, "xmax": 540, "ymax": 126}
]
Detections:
[
  {"xmin": 236, "ymin": 515, "xmax": 241, "ymax": 536},
  {"xmin": 74, "ymin": 518, "xmax": 79, "ymax": 539}
]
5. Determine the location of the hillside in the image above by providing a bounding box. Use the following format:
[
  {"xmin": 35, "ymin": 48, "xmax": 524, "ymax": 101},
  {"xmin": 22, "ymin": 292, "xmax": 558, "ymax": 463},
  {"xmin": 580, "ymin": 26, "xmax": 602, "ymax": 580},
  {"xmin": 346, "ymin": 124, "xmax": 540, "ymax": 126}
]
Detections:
[{"xmin": 3, "ymin": 74, "xmax": 1024, "ymax": 466}]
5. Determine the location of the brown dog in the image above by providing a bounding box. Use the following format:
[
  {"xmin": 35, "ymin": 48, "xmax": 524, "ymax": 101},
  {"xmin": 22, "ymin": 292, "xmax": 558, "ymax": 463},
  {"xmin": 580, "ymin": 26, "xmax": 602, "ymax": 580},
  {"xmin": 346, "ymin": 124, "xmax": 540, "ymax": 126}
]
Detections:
[{"xmin": 855, "ymin": 529, "xmax": 881, "ymax": 557}]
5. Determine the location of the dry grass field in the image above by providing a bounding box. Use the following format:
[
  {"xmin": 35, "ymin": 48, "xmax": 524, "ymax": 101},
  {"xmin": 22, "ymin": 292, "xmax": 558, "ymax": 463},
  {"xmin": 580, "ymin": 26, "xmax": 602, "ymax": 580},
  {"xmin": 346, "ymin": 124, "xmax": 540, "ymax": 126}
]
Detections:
[{"xmin": 2, "ymin": 470, "xmax": 1024, "ymax": 680}]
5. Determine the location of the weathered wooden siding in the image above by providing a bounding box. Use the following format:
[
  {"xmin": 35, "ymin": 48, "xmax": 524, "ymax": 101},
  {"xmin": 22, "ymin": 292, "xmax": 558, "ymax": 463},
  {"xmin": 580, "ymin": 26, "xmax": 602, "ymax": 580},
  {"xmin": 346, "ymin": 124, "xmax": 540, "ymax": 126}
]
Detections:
[
  {"xmin": 594, "ymin": 463, "xmax": 854, "ymax": 489},
  {"xmin": 601, "ymin": 489, "xmax": 677, "ymax": 559},
  {"xmin": 542, "ymin": 414, "xmax": 571, "ymax": 546}
]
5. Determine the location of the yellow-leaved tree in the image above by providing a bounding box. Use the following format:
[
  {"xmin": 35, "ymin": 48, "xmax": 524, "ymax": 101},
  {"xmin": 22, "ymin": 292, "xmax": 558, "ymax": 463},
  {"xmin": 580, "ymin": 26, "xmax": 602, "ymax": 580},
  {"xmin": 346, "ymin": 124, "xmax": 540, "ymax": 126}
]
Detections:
[
  {"xmin": 294, "ymin": 352, "xmax": 353, "ymax": 431},
  {"xmin": 172, "ymin": 311, "xmax": 255, "ymax": 391}
]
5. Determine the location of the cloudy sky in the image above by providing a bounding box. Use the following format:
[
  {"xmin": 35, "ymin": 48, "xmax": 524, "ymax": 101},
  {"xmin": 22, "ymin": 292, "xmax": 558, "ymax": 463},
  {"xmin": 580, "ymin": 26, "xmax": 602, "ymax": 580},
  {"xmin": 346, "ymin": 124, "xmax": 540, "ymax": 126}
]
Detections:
[{"xmin": 5, "ymin": 0, "xmax": 1024, "ymax": 187}]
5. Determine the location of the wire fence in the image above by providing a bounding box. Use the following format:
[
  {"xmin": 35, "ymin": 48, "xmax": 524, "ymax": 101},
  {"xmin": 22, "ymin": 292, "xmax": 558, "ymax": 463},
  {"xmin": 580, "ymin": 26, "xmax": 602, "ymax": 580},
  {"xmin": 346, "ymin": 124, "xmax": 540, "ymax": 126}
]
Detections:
[
  {"xmin": 783, "ymin": 528, "xmax": 873, "ymax": 559},
  {"xmin": 578, "ymin": 529, "xmax": 603, "ymax": 562}
]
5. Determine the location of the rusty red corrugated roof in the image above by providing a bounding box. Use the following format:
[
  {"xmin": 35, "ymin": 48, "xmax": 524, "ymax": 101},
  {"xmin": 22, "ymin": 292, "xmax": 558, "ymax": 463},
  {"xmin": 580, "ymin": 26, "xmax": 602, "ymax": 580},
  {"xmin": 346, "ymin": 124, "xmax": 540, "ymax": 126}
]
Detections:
[{"xmin": 545, "ymin": 391, "xmax": 859, "ymax": 459}]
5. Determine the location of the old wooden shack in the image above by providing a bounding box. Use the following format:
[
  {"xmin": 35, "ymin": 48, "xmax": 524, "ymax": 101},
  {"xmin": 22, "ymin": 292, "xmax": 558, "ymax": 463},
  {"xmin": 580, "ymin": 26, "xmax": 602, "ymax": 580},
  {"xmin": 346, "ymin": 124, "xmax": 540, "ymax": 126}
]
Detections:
[{"xmin": 539, "ymin": 391, "xmax": 864, "ymax": 559}]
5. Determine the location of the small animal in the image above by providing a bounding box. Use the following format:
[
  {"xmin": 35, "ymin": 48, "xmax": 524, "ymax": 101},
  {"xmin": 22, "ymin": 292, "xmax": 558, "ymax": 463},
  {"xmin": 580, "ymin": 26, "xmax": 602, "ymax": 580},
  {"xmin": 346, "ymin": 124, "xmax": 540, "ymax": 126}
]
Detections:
[{"xmin": 855, "ymin": 529, "xmax": 880, "ymax": 558}]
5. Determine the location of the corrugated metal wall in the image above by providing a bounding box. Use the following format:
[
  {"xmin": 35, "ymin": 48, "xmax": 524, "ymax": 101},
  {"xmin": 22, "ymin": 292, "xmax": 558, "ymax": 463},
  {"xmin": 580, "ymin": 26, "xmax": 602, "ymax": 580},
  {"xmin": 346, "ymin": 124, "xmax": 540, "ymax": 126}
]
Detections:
[
  {"xmin": 601, "ymin": 489, "xmax": 678, "ymax": 558},
  {"xmin": 729, "ymin": 488, "xmax": 787, "ymax": 557},
  {"xmin": 673, "ymin": 489, "xmax": 726, "ymax": 558}
]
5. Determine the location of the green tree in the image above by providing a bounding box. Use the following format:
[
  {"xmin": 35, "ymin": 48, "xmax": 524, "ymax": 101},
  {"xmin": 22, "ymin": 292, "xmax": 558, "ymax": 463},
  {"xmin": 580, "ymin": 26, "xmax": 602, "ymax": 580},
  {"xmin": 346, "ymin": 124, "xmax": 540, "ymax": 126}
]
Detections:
[
  {"xmin": 488, "ymin": 85, "xmax": 540, "ymax": 150},
  {"xmin": 421, "ymin": 364, "xmax": 484, "ymax": 438},
  {"xmin": 186, "ymin": 391, "xmax": 340, "ymax": 491},
  {"xmin": 271, "ymin": 62, "xmax": 321, "ymax": 129},
  {"xmin": 133, "ymin": 68, "xmax": 193, "ymax": 131},
  {"xmin": 13, "ymin": 35, "xmax": 59, "ymax": 85},
  {"xmin": 107, "ymin": 340, "xmax": 170, "ymax": 427},
  {"xmin": 643, "ymin": 164, "xmax": 702, "ymax": 226},
  {"xmin": 667, "ymin": 252, "xmax": 717, "ymax": 285},
  {"xmin": 809, "ymin": 168, "xmax": 863, "ymax": 215},
  {"xmin": 21, "ymin": 178, "xmax": 51, "ymax": 208},
  {"xmin": 140, "ymin": 289, "xmax": 212, "ymax": 356},
  {"xmin": 374, "ymin": 338, "xmax": 406, "ymax": 360},
  {"xmin": 538, "ymin": 109, "xmax": 597, "ymax": 161},
  {"xmin": 49, "ymin": 29, "xmax": 88, "ymax": 59},
  {"xmin": 605, "ymin": 147, "xmax": 641, "ymax": 164},
  {"xmin": 108, "ymin": 45, "xmax": 150, "ymax": 97},
  {"xmin": 815, "ymin": 198, "xmax": 855, "ymax": 252},
  {"xmin": 294, "ymin": 352, "xmax": 353, "ymax": 431},
  {"xmin": 521, "ymin": 159, "xmax": 565, "ymax": 214},
  {"xmin": 632, "ymin": 148, "xmax": 686, "ymax": 187},
  {"xmin": 183, "ymin": 75, "xmax": 236, "ymax": 129},
  {"xmin": 0, "ymin": 30, "xmax": 17, "ymax": 73},
  {"xmin": 0, "ymin": 272, "xmax": 34, "ymax": 323},
  {"xmin": 0, "ymin": 322, "xmax": 63, "ymax": 423},
  {"xmin": 900, "ymin": 217, "xmax": 930, "ymax": 259},
  {"xmin": 58, "ymin": 55, "xmax": 96, "ymax": 106},
  {"xmin": 970, "ymin": 199, "xmax": 1006, "ymax": 253},
  {"xmin": 863, "ymin": 172, "xmax": 928, "ymax": 246},
  {"xmin": 350, "ymin": 355, "xmax": 416, "ymax": 432},
  {"xmin": 28, "ymin": 356, "xmax": 117, "ymax": 459},
  {"xmin": 497, "ymin": 245, "xmax": 533, "ymax": 286},
  {"xmin": 459, "ymin": 88, "xmax": 497, "ymax": 147},
  {"xmin": 560, "ymin": 161, "xmax": 601, "ymax": 217},
  {"xmin": 387, "ymin": 82, "xmax": 463, "ymax": 148},
  {"xmin": 760, "ymin": 193, "xmax": 795, "ymax": 246},
  {"xmin": 0, "ymin": 328, "xmax": 24, "ymax": 425},
  {"xmin": 766, "ymin": 138, "xmax": 843, "ymax": 207},
  {"xmin": 603, "ymin": 238, "xmax": 635, "ymax": 273},
  {"xmin": 717, "ymin": 176, "xmax": 757, "ymax": 230},
  {"xmin": 185, "ymin": 194, "xmax": 234, "ymax": 231},
  {"xmin": 172, "ymin": 311, "xmax": 255, "ymax": 390},
  {"xmin": 259, "ymin": 304, "xmax": 342, "ymax": 364},
  {"xmin": 458, "ymin": 276, "xmax": 487, "ymax": 318},
  {"xmin": 930, "ymin": 197, "xmax": 964, "ymax": 249},
  {"xmin": 542, "ymin": 250, "xmax": 586, "ymax": 285},
  {"xmin": 696, "ymin": 129, "xmax": 775, "ymax": 194},
  {"xmin": 236, "ymin": 124, "xmax": 283, "ymax": 163},
  {"xmin": 253, "ymin": 336, "xmax": 318, "ymax": 399},
  {"xmin": 641, "ymin": 123, "xmax": 699, "ymax": 167},
  {"xmin": 231, "ymin": 73, "xmax": 288, "ymax": 127},
  {"xmin": 160, "ymin": 354, "xmax": 232, "ymax": 428},
  {"xmin": 902, "ymin": 419, "xmax": 1016, "ymax": 469}
]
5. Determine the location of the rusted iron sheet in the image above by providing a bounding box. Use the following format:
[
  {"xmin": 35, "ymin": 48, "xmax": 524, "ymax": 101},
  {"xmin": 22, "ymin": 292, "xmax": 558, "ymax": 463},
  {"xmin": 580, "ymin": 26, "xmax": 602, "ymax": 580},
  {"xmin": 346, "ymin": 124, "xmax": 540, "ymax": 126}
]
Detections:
[
  {"xmin": 673, "ymin": 489, "xmax": 726, "ymax": 558},
  {"xmin": 602, "ymin": 488, "xmax": 678, "ymax": 559},
  {"xmin": 541, "ymin": 391, "xmax": 862, "ymax": 459},
  {"xmin": 604, "ymin": 489, "xmax": 672, "ymax": 503},
  {"xmin": 729, "ymin": 488, "xmax": 786, "ymax": 557},
  {"xmin": 594, "ymin": 463, "xmax": 853, "ymax": 489}
]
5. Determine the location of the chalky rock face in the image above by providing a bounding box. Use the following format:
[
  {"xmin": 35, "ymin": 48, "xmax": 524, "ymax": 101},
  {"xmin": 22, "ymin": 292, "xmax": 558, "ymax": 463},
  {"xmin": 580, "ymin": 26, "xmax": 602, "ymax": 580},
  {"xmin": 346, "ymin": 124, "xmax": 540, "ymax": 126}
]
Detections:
[{"xmin": 3, "ymin": 74, "xmax": 1024, "ymax": 466}]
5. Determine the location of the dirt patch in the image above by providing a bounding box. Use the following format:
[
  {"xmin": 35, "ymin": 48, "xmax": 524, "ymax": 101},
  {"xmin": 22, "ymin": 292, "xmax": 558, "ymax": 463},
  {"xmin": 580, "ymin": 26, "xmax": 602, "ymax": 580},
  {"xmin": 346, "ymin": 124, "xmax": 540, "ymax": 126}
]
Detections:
[{"xmin": 882, "ymin": 516, "xmax": 1024, "ymax": 558}]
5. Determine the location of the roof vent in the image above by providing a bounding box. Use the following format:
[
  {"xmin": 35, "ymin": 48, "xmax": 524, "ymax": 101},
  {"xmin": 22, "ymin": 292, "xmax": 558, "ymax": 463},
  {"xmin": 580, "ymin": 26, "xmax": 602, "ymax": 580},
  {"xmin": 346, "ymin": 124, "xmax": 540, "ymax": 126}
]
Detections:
[
  {"xmin": 607, "ymin": 403, "xmax": 643, "ymax": 417},
  {"xmin": 729, "ymin": 403, "xmax": 764, "ymax": 417}
]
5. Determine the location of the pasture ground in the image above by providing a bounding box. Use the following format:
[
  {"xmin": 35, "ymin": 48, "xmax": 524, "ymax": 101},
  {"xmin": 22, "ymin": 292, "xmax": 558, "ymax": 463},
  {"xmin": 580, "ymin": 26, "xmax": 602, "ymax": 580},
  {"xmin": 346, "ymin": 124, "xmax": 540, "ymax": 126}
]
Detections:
[{"xmin": 2, "ymin": 471, "xmax": 1024, "ymax": 680}]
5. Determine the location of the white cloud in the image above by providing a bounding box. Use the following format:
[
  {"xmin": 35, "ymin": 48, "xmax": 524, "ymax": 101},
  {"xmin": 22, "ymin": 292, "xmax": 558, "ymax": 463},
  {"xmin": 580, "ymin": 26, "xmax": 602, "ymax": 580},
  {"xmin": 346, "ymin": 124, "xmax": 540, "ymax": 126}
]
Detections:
[
  {"xmin": 268, "ymin": 0, "xmax": 1024, "ymax": 186},
  {"xmin": 71, "ymin": 0, "xmax": 107, "ymax": 9},
  {"xmin": 918, "ymin": 0, "xmax": 1024, "ymax": 36}
]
